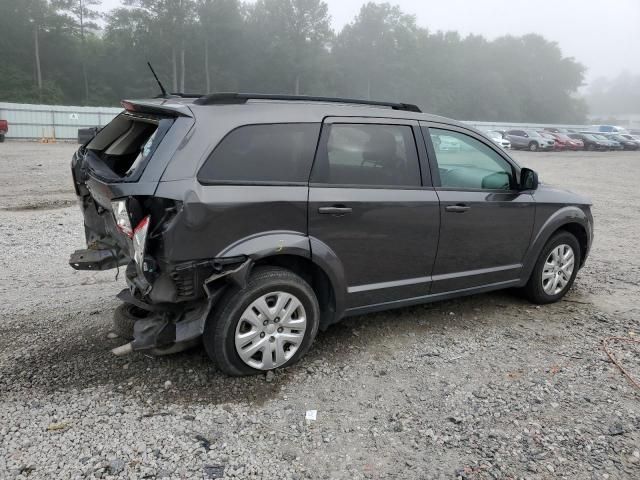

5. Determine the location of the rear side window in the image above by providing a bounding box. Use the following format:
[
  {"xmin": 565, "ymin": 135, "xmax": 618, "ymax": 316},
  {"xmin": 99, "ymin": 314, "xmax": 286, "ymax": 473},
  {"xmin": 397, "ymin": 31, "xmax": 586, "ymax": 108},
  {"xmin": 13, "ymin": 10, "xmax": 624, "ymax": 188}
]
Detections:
[
  {"xmin": 311, "ymin": 124, "xmax": 421, "ymax": 187},
  {"xmin": 198, "ymin": 123, "xmax": 320, "ymax": 184}
]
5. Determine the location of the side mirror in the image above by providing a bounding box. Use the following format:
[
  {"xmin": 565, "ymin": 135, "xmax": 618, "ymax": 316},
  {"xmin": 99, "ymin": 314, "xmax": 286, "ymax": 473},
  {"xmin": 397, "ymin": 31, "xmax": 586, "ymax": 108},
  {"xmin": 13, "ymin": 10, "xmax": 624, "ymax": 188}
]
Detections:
[{"xmin": 520, "ymin": 168, "xmax": 539, "ymax": 190}]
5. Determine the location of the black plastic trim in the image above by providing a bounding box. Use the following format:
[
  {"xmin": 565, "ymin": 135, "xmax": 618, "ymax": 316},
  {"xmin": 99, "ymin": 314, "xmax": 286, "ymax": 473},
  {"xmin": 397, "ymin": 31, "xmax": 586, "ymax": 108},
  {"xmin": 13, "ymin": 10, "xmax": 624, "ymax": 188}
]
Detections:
[{"xmin": 193, "ymin": 93, "xmax": 422, "ymax": 112}]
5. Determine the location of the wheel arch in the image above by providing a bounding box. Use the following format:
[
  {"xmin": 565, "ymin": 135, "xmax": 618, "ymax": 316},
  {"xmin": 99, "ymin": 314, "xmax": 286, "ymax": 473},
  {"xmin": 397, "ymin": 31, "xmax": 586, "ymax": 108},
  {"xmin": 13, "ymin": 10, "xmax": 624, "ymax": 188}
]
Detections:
[
  {"xmin": 216, "ymin": 232, "xmax": 346, "ymax": 328},
  {"xmin": 522, "ymin": 207, "xmax": 592, "ymax": 284}
]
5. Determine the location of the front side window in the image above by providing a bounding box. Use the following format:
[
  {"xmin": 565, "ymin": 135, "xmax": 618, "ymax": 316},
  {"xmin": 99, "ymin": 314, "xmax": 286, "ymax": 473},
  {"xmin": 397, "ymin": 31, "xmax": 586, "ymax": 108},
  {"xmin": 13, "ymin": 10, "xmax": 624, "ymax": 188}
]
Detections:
[
  {"xmin": 428, "ymin": 128, "xmax": 514, "ymax": 190},
  {"xmin": 312, "ymin": 123, "xmax": 421, "ymax": 187},
  {"xmin": 198, "ymin": 123, "xmax": 320, "ymax": 184}
]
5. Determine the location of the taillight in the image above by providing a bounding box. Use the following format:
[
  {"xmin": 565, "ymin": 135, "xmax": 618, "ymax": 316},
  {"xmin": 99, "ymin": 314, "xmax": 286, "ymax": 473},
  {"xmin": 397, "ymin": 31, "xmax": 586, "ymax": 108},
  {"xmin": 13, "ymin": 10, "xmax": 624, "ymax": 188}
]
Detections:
[
  {"xmin": 133, "ymin": 215, "xmax": 150, "ymax": 267},
  {"xmin": 111, "ymin": 199, "xmax": 133, "ymax": 238}
]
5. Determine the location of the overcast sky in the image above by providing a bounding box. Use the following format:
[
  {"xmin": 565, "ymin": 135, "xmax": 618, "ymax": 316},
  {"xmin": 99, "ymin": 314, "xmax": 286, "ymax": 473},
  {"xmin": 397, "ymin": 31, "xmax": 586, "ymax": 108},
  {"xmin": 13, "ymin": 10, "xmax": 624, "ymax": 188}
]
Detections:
[{"xmin": 97, "ymin": 0, "xmax": 640, "ymax": 85}]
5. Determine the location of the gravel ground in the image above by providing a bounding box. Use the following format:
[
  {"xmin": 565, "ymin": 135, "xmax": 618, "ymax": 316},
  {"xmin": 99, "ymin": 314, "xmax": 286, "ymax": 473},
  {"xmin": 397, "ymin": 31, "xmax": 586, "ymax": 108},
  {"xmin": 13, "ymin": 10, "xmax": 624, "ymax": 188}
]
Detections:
[{"xmin": 0, "ymin": 141, "xmax": 639, "ymax": 479}]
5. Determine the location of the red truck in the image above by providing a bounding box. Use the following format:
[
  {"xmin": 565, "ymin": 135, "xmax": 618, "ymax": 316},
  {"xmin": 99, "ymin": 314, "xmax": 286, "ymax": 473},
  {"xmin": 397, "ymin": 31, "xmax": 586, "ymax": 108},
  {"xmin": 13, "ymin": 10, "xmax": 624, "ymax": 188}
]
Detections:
[{"xmin": 0, "ymin": 119, "xmax": 7, "ymax": 142}]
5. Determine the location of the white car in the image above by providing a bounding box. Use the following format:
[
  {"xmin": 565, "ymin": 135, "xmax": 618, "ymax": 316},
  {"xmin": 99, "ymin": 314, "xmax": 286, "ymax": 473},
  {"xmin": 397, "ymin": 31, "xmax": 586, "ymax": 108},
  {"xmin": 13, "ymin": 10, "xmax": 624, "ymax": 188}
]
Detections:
[{"xmin": 485, "ymin": 130, "xmax": 511, "ymax": 150}]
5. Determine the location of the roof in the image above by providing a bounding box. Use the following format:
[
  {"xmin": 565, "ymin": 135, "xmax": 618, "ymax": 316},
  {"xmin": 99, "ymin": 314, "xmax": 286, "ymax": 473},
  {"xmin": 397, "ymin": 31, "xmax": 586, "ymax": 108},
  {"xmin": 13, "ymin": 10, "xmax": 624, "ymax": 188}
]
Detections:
[{"xmin": 123, "ymin": 93, "xmax": 468, "ymax": 130}]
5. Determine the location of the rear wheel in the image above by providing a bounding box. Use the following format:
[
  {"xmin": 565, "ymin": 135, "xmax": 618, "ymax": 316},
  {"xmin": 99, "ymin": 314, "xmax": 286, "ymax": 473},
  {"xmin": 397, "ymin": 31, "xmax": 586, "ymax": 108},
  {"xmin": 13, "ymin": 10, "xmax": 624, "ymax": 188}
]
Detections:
[
  {"xmin": 0, "ymin": 134, "xmax": 5, "ymax": 143},
  {"xmin": 523, "ymin": 231, "xmax": 580, "ymax": 304},
  {"xmin": 203, "ymin": 267, "xmax": 320, "ymax": 376},
  {"xmin": 528, "ymin": 141, "xmax": 538, "ymax": 152}
]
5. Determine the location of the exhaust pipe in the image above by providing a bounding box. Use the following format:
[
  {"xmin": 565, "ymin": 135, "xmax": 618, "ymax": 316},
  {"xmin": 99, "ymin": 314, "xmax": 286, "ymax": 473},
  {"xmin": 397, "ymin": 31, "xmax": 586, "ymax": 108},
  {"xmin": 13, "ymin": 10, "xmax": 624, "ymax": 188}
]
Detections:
[{"xmin": 111, "ymin": 342, "xmax": 134, "ymax": 356}]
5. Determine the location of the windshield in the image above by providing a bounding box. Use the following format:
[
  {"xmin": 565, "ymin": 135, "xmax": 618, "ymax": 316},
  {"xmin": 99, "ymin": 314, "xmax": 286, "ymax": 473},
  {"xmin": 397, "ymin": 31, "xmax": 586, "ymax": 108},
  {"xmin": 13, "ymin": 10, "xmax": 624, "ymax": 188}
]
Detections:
[{"xmin": 525, "ymin": 130, "xmax": 541, "ymax": 138}]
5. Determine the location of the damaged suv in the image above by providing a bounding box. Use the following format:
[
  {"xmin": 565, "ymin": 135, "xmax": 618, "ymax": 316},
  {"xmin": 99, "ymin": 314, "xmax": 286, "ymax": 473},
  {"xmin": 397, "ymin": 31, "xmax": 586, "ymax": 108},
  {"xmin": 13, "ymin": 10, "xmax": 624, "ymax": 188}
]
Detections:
[{"xmin": 70, "ymin": 93, "xmax": 593, "ymax": 376}]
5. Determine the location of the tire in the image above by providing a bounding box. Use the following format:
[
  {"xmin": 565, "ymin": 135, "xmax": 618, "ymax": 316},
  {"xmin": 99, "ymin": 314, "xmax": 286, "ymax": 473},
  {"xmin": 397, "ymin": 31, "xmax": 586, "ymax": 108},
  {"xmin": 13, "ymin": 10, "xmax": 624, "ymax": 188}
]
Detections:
[
  {"xmin": 0, "ymin": 135, "xmax": 5, "ymax": 143},
  {"xmin": 528, "ymin": 141, "xmax": 538, "ymax": 152},
  {"xmin": 113, "ymin": 303, "xmax": 150, "ymax": 340},
  {"xmin": 587, "ymin": 144, "xmax": 595, "ymax": 151},
  {"xmin": 203, "ymin": 267, "xmax": 320, "ymax": 376},
  {"xmin": 523, "ymin": 231, "xmax": 581, "ymax": 305}
]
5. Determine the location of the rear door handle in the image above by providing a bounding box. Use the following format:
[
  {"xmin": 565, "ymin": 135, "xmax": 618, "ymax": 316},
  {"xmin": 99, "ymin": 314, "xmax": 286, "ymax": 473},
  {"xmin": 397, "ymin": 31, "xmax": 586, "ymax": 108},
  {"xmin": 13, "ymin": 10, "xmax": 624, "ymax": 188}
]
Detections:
[
  {"xmin": 318, "ymin": 206, "xmax": 353, "ymax": 215},
  {"xmin": 445, "ymin": 204, "xmax": 471, "ymax": 213}
]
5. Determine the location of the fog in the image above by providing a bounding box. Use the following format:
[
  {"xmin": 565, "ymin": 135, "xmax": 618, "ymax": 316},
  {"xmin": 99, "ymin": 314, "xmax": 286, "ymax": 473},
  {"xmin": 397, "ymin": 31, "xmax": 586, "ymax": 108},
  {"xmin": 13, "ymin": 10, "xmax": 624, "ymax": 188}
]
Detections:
[
  {"xmin": 97, "ymin": 0, "xmax": 640, "ymax": 83},
  {"xmin": 3, "ymin": 0, "xmax": 638, "ymax": 117}
]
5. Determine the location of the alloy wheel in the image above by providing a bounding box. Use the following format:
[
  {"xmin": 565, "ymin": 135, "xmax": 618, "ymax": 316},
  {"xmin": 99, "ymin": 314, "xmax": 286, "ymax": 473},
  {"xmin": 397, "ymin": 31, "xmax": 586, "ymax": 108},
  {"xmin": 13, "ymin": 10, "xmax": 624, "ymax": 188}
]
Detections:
[{"xmin": 541, "ymin": 244, "xmax": 575, "ymax": 295}]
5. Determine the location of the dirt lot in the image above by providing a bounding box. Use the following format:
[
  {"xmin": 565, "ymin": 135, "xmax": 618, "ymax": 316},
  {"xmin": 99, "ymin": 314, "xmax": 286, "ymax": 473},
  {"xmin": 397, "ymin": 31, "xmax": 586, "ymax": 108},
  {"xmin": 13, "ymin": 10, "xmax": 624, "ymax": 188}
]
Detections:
[{"xmin": 0, "ymin": 141, "xmax": 639, "ymax": 479}]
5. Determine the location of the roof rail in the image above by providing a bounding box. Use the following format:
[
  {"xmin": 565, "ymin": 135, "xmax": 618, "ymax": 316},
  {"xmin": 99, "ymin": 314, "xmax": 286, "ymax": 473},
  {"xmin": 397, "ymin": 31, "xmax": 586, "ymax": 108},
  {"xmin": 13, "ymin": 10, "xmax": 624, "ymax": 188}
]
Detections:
[
  {"xmin": 192, "ymin": 93, "xmax": 422, "ymax": 113},
  {"xmin": 155, "ymin": 92, "xmax": 205, "ymax": 99}
]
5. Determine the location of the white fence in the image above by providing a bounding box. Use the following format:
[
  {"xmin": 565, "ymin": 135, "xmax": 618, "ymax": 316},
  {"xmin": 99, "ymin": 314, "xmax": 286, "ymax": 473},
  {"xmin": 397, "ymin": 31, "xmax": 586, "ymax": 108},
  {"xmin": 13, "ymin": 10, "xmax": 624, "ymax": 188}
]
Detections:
[
  {"xmin": 0, "ymin": 102, "xmax": 122, "ymax": 140},
  {"xmin": 0, "ymin": 101, "xmax": 626, "ymax": 141}
]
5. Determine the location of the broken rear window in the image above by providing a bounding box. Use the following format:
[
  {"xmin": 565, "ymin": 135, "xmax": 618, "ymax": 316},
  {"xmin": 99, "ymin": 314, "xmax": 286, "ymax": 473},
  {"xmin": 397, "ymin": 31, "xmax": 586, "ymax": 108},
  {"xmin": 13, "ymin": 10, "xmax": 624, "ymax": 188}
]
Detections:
[{"xmin": 85, "ymin": 112, "xmax": 174, "ymax": 181}]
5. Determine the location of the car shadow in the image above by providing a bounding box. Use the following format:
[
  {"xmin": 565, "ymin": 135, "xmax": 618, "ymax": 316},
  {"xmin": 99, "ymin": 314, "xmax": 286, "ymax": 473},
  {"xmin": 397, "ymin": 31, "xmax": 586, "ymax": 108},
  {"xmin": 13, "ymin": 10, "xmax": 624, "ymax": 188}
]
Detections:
[{"xmin": 0, "ymin": 290, "xmax": 556, "ymax": 407}]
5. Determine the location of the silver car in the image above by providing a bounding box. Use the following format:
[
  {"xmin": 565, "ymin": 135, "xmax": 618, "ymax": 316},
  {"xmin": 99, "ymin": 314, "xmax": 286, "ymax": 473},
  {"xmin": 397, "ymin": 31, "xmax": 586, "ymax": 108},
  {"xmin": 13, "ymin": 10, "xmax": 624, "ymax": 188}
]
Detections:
[{"xmin": 505, "ymin": 129, "xmax": 555, "ymax": 151}]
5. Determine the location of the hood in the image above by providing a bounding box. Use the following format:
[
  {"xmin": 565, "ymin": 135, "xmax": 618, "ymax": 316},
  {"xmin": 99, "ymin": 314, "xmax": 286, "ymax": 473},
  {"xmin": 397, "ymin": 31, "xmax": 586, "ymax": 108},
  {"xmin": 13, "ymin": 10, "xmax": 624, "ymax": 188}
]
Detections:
[{"xmin": 536, "ymin": 183, "xmax": 592, "ymax": 206}]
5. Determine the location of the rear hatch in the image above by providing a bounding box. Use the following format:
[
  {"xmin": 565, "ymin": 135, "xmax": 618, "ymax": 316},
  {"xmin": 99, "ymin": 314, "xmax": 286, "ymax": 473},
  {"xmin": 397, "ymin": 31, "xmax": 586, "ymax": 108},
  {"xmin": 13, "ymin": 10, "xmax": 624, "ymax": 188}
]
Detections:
[{"xmin": 69, "ymin": 100, "xmax": 193, "ymax": 276}]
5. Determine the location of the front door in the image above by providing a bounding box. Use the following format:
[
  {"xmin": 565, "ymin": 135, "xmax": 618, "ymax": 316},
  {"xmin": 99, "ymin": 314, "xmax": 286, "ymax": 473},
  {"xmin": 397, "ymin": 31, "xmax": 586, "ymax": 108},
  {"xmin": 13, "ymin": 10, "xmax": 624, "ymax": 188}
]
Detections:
[
  {"xmin": 423, "ymin": 124, "xmax": 535, "ymax": 293},
  {"xmin": 308, "ymin": 118, "xmax": 440, "ymax": 309}
]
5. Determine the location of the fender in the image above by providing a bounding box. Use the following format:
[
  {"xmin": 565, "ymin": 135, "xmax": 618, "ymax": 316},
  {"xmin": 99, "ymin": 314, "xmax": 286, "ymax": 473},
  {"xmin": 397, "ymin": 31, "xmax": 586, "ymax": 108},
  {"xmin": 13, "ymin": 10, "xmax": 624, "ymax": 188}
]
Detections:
[
  {"xmin": 216, "ymin": 231, "xmax": 348, "ymax": 322},
  {"xmin": 520, "ymin": 205, "xmax": 591, "ymax": 285},
  {"xmin": 217, "ymin": 230, "xmax": 312, "ymax": 259}
]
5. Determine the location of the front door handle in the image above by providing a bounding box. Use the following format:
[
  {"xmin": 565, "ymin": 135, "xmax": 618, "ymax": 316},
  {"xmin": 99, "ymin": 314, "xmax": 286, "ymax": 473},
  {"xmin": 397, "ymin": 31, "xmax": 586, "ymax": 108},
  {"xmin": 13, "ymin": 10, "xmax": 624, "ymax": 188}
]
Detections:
[
  {"xmin": 318, "ymin": 206, "xmax": 353, "ymax": 215},
  {"xmin": 445, "ymin": 204, "xmax": 470, "ymax": 213}
]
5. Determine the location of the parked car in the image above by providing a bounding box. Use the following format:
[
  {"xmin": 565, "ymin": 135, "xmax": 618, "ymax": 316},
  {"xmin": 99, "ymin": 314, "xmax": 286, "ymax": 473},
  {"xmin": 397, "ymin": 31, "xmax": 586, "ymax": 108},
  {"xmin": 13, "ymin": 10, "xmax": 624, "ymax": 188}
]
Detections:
[
  {"xmin": 544, "ymin": 127, "xmax": 571, "ymax": 134},
  {"xmin": 568, "ymin": 133, "xmax": 608, "ymax": 151},
  {"xmin": 69, "ymin": 93, "xmax": 593, "ymax": 375},
  {"xmin": 621, "ymin": 133, "xmax": 640, "ymax": 143},
  {"xmin": 591, "ymin": 125, "xmax": 629, "ymax": 134},
  {"xmin": 538, "ymin": 131, "xmax": 565, "ymax": 150},
  {"xmin": 548, "ymin": 132, "xmax": 583, "ymax": 151},
  {"xmin": 484, "ymin": 130, "xmax": 511, "ymax": 149},
  {"xmin": 582, "ymin": 132, "xmax": 623, "ymax": 151},
  {"xmin": 603, "ymin": 133, "xmax": 639, "ymax": 150},
  {"xmin": 505, "ymin": 129, "xmax": 555, "ymax": 151},
  {"xmin": 0, "ymin": 119, "xmax": 7, "ymax": 142}
]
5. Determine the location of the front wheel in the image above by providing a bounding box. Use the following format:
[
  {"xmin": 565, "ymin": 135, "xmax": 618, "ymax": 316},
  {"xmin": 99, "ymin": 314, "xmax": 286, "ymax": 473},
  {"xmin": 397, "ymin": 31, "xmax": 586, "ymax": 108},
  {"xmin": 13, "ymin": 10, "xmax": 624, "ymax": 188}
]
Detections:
[
  {"xmin": 203, "ymin": 267, "xmax": 320, "ymax": 376},
  {"xmin": 523, "ymin": 232, "xmax": 581, "ymax": 304},
  {"xmin": 528, "ymin": 141, "xmax": 538, "ymax": 152}
]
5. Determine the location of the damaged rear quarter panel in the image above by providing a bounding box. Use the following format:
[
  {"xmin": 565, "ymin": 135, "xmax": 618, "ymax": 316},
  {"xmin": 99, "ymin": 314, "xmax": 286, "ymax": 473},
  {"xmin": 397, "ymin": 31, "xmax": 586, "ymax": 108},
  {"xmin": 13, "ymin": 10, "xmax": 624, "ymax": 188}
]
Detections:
[{"xmin": 153, "ymin": 180, "xmax": 309, "ymax": 262}]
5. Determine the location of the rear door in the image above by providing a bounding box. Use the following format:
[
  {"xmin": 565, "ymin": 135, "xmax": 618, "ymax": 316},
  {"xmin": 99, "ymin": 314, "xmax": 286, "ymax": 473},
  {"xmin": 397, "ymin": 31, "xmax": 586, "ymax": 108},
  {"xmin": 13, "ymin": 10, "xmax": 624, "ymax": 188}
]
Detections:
[
  {"xmin": 308, "ymin": 117, "xmax": 440, "ymax": 309},
  {"xmin": 422, "ymin": 123, "xmax": 535, "ymax": 293}
]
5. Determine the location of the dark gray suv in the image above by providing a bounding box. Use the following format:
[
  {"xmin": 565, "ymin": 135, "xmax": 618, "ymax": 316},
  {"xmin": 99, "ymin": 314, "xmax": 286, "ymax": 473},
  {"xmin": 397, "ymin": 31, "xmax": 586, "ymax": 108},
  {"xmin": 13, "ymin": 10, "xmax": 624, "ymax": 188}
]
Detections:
[{"xmin": 70, "ymin": 94, "xmax": 593, "ymax": 376}]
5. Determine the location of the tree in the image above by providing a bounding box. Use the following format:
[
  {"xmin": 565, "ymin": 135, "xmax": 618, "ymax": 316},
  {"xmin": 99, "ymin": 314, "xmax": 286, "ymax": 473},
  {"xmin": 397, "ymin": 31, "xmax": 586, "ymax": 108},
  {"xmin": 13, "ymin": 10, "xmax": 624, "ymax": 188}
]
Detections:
[
  {"xmin": 0, "ymin": 0, "xmax": 589, "ymax": 122},
  {"xmin": 245, "ymin": 0, "xmax": 333, "ymax": 94},
  {"xmin": 55, "ymin": 0, "xmax": 103, "ymax": 104},
  {"xmin": 24, "ymin": 0, "xmax": 54, "ymax": 100},
  {"xmin": 125, "ymin": 0, "xmax": 196, "ymax": 92},
  {"xmin": 334, "ymin": 2, "xmax": 419, "ymax": 100},
  {"xmin": 197, "ymin": 0, "xmax": 243, "ymax": 93}
]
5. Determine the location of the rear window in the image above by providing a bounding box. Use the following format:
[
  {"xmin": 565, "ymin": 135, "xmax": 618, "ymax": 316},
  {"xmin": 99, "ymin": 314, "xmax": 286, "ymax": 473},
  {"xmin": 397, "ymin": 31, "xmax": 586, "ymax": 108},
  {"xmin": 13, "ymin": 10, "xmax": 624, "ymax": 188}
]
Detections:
[
  {"xmin": 197, "ymin": 123, "xmax": 320, "ymax": 184},
  {"xmin": 85, "ymin": 112, "xmax": 173, "ymax": 180}
]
